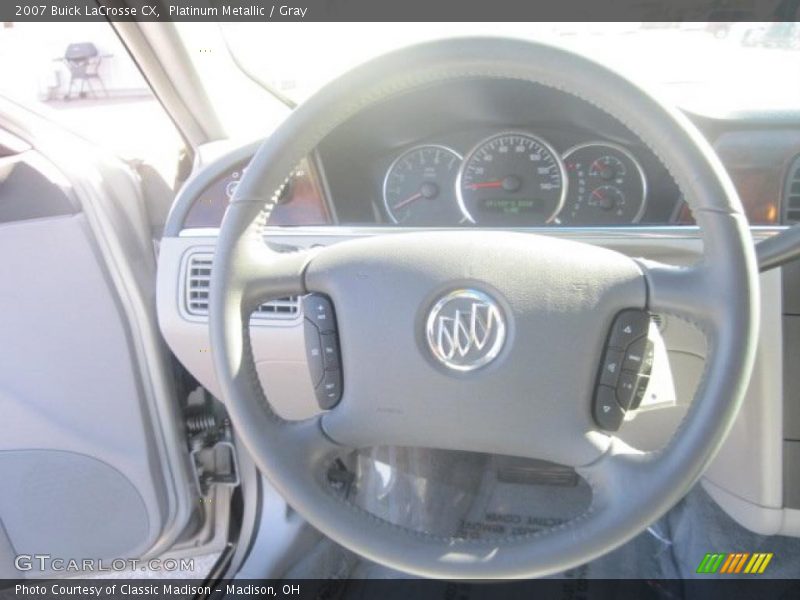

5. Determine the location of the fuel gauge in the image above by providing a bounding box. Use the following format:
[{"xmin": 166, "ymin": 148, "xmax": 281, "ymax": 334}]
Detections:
[
  {"xmin": 561, "ymin": 143, "xmax": 646, "ymax": 225},
  {"xmin": 589, "ymin": 185, "xmax": 625, "ymax": 211}
]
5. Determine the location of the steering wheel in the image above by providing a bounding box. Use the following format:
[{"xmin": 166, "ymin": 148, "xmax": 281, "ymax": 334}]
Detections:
[{"xmin": 209, "ymin": 38, "xmax": 759, "ymax": 578}]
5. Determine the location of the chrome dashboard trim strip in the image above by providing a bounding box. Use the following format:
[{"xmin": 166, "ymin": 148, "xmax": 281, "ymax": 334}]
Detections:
[{"xmin": 178, "ymin": 225, "xmax": 786, "ymax": 241}]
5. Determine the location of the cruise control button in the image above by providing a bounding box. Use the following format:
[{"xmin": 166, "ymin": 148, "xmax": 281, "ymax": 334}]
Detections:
[
  {"xmin": 594, "ymin": 386, "xmax": 625, "ymax": 431},
  {"xmin": 303, "ymin": 294, "xmax": 336, "ymax": 332},
  {"xmin": 599, "ymin": 348, "xmax": 624, "ymax": 386},
  {"xmin": 303, "ymin": 318, "xmax": 324, "ymax": 386},
  {"xmin": 616, "ymin": 371, "xmax": 638, "ymax": 410},
  {"xmin": 321, "ymin": 332, "xmax": 340, "ymax": 370},
  {"xmin": 608, "ymin": 309, "xmax": 649, "ymax": 349},
  {"xmin": 623, "ymin": 336, "xmax": 647, "ymax": 372},
  {"xmin": 316, "ymin": 369, "xmax": 342, "ymax": 409}
]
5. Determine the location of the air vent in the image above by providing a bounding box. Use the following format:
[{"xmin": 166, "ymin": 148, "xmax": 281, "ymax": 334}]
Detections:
[
  {"xmin": 184, "ymin": 253, "xmax": 300, "ymax": 320},
  {"xmin": 784, "ymin": 155, "xmax": 800, "ymax": 224}
]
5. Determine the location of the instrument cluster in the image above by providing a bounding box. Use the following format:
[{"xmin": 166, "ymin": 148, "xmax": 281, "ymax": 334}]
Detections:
[{"xmin": 381, "ymin": 132, "xmax": 647, "ymax": 226}]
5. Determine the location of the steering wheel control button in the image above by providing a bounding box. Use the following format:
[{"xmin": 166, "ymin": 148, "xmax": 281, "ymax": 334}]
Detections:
[
  {"xmin": 303, "ymin": 294, "xmax": 337, "ymax": 333},
  {"xmin": 320, "ymin": 332, "xmax": 340, "ymax": 370},
  {"xmin": 303, "ymin": 319, "xmax": 324, "ymax": 387},
  {"xmin": 616, "ymin": 371, "xmax": 640, "ymax": 411},
  {"xmin": 317, "ymin": 370, "xmax": 342, "ymax": 410},
  {"xmin": 594, "ymin": 309, "xmax": 657, "ymax": 428},
  {"xmin": 594, "ymin": 386, "xmax": 625, "ymax": 431},
  {"xmin": 425, "ymin": 289, "xmax": 506, "ymax": 372},
  {"xmin": 599, "ymin": 348, "xmax": 623, "ymax": 386},
  {"xmin": 302, "ymin": 294, "xmax": 343, "ymax": 409},
  {"xmin": 608, "ymin": 309, "xmax": 649, "ymax": 349},
  {"xmin": 623, "ymin": 336, "xmax": 647, "ymax": 371},
  {"xmin": 631, "ymin": 374, "xmax": 650, "ymax": 411}
]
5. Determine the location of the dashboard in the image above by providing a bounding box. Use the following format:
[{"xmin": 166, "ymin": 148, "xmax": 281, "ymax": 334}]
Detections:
[{"xmin": 175, "ymin": 78, "xmax": 789, "ymax": 232}]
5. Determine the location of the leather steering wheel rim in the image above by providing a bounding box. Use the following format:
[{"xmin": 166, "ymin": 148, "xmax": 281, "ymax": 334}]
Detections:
[{"xmin": 209, "ymin": 38, "xmax": 759, "ymax": 579}]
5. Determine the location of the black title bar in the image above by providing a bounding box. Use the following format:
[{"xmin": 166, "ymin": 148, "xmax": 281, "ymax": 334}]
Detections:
[
  {"xmin": 2, "ymin": 578, "xmax": 800, "ymax": 600},
  {"xmin": 2, "ymin": 0, "xmax": 799, "ymax": 22}
]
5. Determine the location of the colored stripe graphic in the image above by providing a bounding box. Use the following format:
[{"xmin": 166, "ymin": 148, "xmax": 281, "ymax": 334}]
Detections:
[
  {"xmin": 755, "ymin": 553, "xmax": 773, "ymax": 574},
  {"xmin": 734, "ymin": 553, "xmax": 749, "ymax": 573},
  {"xmin": 719, "ymin": 553, "xmax": 736, "ymax": 573},
  {"xmin": 699, "ymin": 552, "xmax": 774, "ymax": 574},
  {"xmin": 697, "ymin": 553, "xmax": 725, "ymax": 574},
  {"xmin": 720, "ymin": 553, "xmax": 749, "ymax": 573},
  {"xmin": 743, "ymin": 553, "xmax": 773, "ymax": 574}
]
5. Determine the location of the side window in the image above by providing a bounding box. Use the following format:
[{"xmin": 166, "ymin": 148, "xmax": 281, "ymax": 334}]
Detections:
[{"xmin": 0, "ymin": 22, "xmax": 183, "ymax": 179}]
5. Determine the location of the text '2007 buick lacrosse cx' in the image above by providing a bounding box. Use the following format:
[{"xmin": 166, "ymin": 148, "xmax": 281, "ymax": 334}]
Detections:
[{"xmin": 1, "ymin": 3, "xmax": 800, "ymax": 598}]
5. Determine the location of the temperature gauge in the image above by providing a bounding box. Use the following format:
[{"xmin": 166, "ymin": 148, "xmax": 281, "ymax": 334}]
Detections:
[{"xmin": 561, "ymin": 143, "xmax": 646, "ymax": 225}]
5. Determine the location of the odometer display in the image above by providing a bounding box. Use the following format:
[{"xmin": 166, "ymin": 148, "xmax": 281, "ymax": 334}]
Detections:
[
  {"xmin": 457, "ymin": 132, "xmax": 566, "ymax": 225},
  {"xmin": 480, "ymin": 197, "xmax": 546, "ymax": 214}
]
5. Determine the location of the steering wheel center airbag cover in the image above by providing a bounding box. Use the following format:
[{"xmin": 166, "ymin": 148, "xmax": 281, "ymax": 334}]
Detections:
[{"xmin": 305, "ymin": 230, "xmax": 645, "ymax": 466}]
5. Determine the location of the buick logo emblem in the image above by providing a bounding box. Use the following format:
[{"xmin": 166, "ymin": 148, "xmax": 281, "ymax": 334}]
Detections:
[{"xmin": 426, "ymin": 289, "xmax": 506, "ymax": 371}]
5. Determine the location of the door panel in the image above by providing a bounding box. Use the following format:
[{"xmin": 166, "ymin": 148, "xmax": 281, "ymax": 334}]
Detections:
[
  {"xmin": 0, "ymin": 212, "xmax": 169, "ymax": 567},
  {"xmin": 0, "ymin": 123, "xmax": 197, "ymax": 577}
]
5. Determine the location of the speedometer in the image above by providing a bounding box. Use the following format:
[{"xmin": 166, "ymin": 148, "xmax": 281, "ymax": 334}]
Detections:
[{"xmin": 457, "ymin": 132, "xmax": 566, "ymax": 225}]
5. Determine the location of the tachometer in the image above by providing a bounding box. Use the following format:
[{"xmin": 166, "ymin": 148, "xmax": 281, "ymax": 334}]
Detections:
[
  {"xmin": 457, "ymin": 132, "xmax": 566, "ymax": 225},
  {"xmin": 561, "ymin": 142, "xmax": 647, "ymax": 225},
  {"xmin": 383, "ymin": 145, "xmax": 465, "ymax": 225}
]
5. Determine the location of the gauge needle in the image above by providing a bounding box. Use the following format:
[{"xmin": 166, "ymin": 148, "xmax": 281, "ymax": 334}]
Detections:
[
  {"xmin": 467, "ymin": 180, "xmax": 504, "ymax": 190},
  {"xmin": 591, "ymin": 189, "xmax": 606, "ymax": 201},
  {"xmin": 392, "ymin": 192, "xmax": 423, "ymax": 210}
]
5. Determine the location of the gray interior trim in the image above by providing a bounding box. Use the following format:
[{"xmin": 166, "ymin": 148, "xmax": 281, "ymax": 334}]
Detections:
[
  {"xmin": 68, "ymin": 158, "xmax": 195, "ymax": 559},
  {"xmin": 0, "ymin": 449, "xmax": 151, "ymax": 573},
  {"xmin": 176, "ymin": 224, "xmax": 786, "ymax": 241},
  {"xmin": 0, "ymin": 127, "xmax": 31, "ymax": 156},
  {"xmin": 0, "ymin": 519, "xmax": 18, "ymax": 579},
  {"xmin": 757, "ymin": 223, "xmax": 800, "ymax": 271},
  {"xmin": 0, "ymin": 211, "xmax": 167, "ymax": 564},
  {"xmin": 0, "ymin": 149, "xmax": 79, "ymax": 223}
]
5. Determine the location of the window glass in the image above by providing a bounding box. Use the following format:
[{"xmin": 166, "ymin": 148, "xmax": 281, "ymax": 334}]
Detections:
[
  {"xmin": 216, "ymin": 22, "xmax": 796, "ymax": 114},
  {"xmin": 0, "ymin": 22, "xmax": 183, "ymax": 179}
]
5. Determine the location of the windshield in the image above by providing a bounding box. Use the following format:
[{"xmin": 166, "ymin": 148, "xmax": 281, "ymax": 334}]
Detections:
[{"xmin": 214, "ymin": 22, "xmax": 795, "ymax": 115}]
